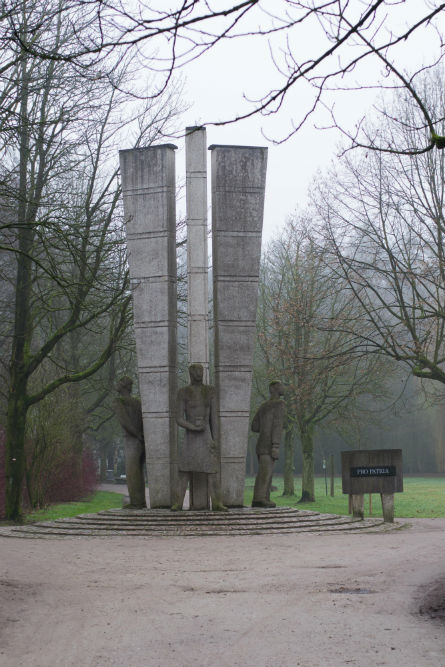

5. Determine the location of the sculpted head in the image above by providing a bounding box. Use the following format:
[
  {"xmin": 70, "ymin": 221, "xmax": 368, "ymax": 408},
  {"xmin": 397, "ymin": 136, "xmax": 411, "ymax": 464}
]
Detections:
[
  {"xmin": 269, "ymin": 381, "xmax": 284, "ymax": 398},
  {"xmin": 189, "ymin": 363, "xmax": 204, "ymax": 384},
  {"xmin": 117, "ymin": 375, "xmax": 133, "ymax": 394}
]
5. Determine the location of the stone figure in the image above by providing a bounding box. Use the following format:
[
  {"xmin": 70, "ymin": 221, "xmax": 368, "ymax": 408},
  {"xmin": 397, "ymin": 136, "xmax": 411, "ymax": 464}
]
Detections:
[
  {"xmin": 172, "ymin": 363, "xmax": 227, "ymax": 511},
  {"xmin": 113, "ymin": 376, "xmax": 147, "ymax": 509},
  {"xmin": 251, "ymin": 382, "xmax": 285, "ymax": 508}
]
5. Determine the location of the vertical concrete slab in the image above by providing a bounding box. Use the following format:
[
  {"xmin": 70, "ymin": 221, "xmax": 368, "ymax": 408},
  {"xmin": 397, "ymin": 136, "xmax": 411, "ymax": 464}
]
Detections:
[
  {"xmin": 119, "ymin": 145, "xmax": 177, "ymax": 508},
  {"xmin": 186, "ymin": 127, "xmax": 210, "ymax": 509},
  {"xmin": 210, "ymin": 144, "xmax": 268, "ymax": 506},
  {"xmin": 186, "ymin": 127, "xmax": 210, "ymax": 379}
]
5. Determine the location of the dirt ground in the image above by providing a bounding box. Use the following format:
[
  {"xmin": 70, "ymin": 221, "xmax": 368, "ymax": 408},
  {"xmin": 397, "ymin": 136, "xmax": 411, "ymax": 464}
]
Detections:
[{"xmin": 0, "ymin": 518, "xmax": 443, "ymax": 667}]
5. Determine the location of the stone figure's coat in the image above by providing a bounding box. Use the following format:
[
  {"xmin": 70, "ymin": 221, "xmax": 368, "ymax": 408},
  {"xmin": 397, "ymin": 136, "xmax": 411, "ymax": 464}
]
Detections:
[
  {"xmin": 251, "ymin": 382, "xmax": 285, "ymax": 507},
  {"xmin": 177, "ymin": 384, "xmax": 218, "ymax": 474},
  {"xmin": 252, "ymin": 398, "xmax": 285, "ymax": 458},
  {"xmin": 113, "ymin": 378, "xmax": 146, "ymax": 508}
]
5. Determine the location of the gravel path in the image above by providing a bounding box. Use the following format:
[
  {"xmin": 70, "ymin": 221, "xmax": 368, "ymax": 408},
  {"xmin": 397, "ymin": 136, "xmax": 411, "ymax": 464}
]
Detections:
[{"xmin": 1, "ymin": 518, "xmax": 443, "ymax": 667}]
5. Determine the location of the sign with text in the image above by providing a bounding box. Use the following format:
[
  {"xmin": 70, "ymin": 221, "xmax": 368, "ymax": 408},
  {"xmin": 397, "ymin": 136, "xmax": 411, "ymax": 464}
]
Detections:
[
  {"xmin": 350, "ymin": 466, "xmax": 396, "ymax": 478},
  {"xmin": 342, "ymin": 450, "xmax": 403, "ymax": 495}
]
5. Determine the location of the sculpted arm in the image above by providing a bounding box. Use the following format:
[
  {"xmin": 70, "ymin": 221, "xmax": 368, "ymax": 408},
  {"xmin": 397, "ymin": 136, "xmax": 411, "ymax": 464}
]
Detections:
[
  {"xmin": 251, "ymin": 408, "xmax": 260, "ymax": 433},
  {"xmin": 209, "ymin": 388, "xmax": 218, "ymax": 442},
  {"xmin": 271, "ymin": 402, "xmax": 285, "ymax": 460},
  {"xmin": 176, "ymin": 390, "xmax": 203, "ymax": 432},
  {"xmin": 114, "ymin": 398, "xmax": 143, "ymax": 441},
  {"xmin": 135, "ymin": 400, "xmax": 144, "ymax": 443}
]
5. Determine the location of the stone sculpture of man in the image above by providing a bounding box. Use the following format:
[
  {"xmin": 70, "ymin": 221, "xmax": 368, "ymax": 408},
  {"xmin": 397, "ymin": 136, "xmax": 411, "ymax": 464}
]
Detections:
[
  {"xmin": 251, "ymin": 381, "xmax": 285, "ymax": 508},
  {"xmin": 172, "ymin": 363, "xmax": 227, "ymax": 511},
  {"xmin": 113, "ymin": 376, "xmax": 147, "ymax": 509}
]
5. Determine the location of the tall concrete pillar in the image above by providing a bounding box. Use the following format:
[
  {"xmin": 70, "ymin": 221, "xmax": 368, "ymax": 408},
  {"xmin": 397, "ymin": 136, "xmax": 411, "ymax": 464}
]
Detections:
[
  {"xmin": 186, "ymin": 127, "xmax": 209, "ymax": 378},
  {"xmin": 119, "ymin": 145, "xmax": 177, "ymax": 508},
  {"xmin": 185, "ymin": 126, "xmax": 210, "ymax": 509},
  {"xmin": 209, "ymin": 144, "xmax": 268, "ymax": 506}
]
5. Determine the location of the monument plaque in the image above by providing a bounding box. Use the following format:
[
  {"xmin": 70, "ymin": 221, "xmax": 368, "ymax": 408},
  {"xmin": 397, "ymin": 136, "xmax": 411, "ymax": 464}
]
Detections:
[
  {"xmin": 350, "ymin": 465, "xmax": 396, "ymax": 478},
  {"xmin": 342, "ymin": 449, "xmax": 403, "ymax": 522}
]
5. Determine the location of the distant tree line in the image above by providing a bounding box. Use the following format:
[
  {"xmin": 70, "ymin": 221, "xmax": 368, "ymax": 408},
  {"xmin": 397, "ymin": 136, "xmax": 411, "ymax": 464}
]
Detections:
[{"xmin": 253, "ymin": 67, "xmax": 444, "ymax": 501}]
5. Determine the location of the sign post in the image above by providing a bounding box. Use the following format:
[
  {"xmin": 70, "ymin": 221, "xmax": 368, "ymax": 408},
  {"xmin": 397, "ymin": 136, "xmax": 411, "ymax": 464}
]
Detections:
[
  {"xmin": 329, "ymin": 454, "xmax": 334, "ymax": 497},
  {"xmin": 341, "ymin": 449, "xmax": 403, "ymax": 522}
]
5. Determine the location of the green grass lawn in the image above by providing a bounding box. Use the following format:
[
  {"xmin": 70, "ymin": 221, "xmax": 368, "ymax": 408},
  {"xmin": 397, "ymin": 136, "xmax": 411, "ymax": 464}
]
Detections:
[
  {"xmin": 11, "ymin": 476, "xmax": 443, "ymax": 524},
  {"xmin": 244, "ymin": 475, "xmax": 445, "ymax": 518},
  {"xmin": 23, "ymin": 491, "xmax": 124, "ymax": 523}
]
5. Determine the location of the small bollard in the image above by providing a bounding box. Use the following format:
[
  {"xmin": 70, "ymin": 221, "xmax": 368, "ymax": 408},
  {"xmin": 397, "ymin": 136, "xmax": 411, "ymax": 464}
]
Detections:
[
  {"xmin": 351, "ymin": 494, "xmax": 364, "ymax": 520},
  {"xmin": 381, "ymin": 493, "xmax": 395, "ymax": 523}
]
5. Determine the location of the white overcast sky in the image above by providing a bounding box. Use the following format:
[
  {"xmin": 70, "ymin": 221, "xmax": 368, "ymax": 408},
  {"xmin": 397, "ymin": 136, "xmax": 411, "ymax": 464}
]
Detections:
[{"xmin": 164, "ymin": 1, "xmax": 442, "ymax": 244}]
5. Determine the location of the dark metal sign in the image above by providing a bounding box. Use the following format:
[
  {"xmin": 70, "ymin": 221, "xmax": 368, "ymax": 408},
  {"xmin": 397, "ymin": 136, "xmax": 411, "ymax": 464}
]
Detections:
[
  {"xmin": 350, "ymin": 466, "xmax": 396, "ymax": 478},
  {"xmin": 342, "ymin": 449, "xmax": 403, "ymax": 494}
]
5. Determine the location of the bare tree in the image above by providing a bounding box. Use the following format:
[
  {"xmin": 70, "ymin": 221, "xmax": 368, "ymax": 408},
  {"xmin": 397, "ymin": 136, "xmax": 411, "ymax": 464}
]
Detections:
[
  {"xmin": 8, "ymin": 1, "xmax": 445, "ymax": 154},
  {"xmin": 256, "ymin": 219, "xmax": 387, "ymax": 502},
  {"xmin": 0, "ymin": 0, "xmax": 184, "ymax": 520},
  {"xmin": 318, "ymin": 67, "xmax": 445, "ymax": 387}
]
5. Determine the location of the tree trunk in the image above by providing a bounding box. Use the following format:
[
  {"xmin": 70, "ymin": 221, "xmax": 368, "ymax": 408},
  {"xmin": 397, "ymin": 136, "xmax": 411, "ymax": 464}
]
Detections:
[
  {"xmin": 433, "ymin": 408, "xmax": 445, "ymax": 473},
  {"xmin": 5, "ymin": 60, "xmax": 33, "ymax": 521},
  {"xmin": 5, "ymin": 380, "xmax": 29, "ymax": 520},
  {"xmin": 298, "ymin": 424, "xmax": 315, "ymax": 503},
  {"xmin": 282, "ymin": 428, "xmax": 295, "ymax": 495},
  {"xmin": 99, "ymin": 446, "xmax": 108, "ymax": 481}
]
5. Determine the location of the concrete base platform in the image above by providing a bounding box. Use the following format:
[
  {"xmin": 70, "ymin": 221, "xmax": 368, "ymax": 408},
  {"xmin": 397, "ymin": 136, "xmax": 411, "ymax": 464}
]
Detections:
[{"xmin": 0, "ymin": 507, "xmax": 391, "ymax": 538}]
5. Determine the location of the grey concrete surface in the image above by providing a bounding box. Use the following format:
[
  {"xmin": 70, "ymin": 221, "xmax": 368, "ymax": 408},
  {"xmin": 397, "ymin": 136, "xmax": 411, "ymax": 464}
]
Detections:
[
  {"xmin": 210, "ymin": 144, "xmax": 268, "ymax": 506},
  {"xmin": 185, "ymin": 127, "xmax": 211, "ymax": 509},
  {"xmin": 186, "ymin": 127, "xmax": 210, "ymax": 379},
  {"xmin": 119, "ymin": 146, "xmax": 178, "ymax": 508}
]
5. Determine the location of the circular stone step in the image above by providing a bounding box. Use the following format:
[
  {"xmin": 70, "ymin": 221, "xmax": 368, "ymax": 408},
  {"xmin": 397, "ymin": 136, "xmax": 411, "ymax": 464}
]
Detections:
[{"xmin": 0, "ymin": 507, "xmax": 392, "ymax": 539}]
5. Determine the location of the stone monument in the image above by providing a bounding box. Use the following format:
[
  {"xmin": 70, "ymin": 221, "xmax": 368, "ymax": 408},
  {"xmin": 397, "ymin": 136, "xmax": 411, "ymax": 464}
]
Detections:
[
  {"xmin": 119, "ymin": 146, "xmax": 178, "ymax": 508},
  {"xmin": 113, "ymin": 376, "xmax": 147, "ymax": 509},
  {"xmin": 119, "ymin": 136, "xmax": 267, "ymax": 509},
  {"xmin": 185, "ymin": 127, "xmax": 211, "ymax": 508},
  {"xmin": 172, "ymin": 363, "xmax": 227, "ymax": 511},
  {"xmin": 251, "ymin": 382, "xmax": 286, "ymax": 508},
  {"xmin": 210, "ymin": 144, "xmax": 268, "ymax": 506}
]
